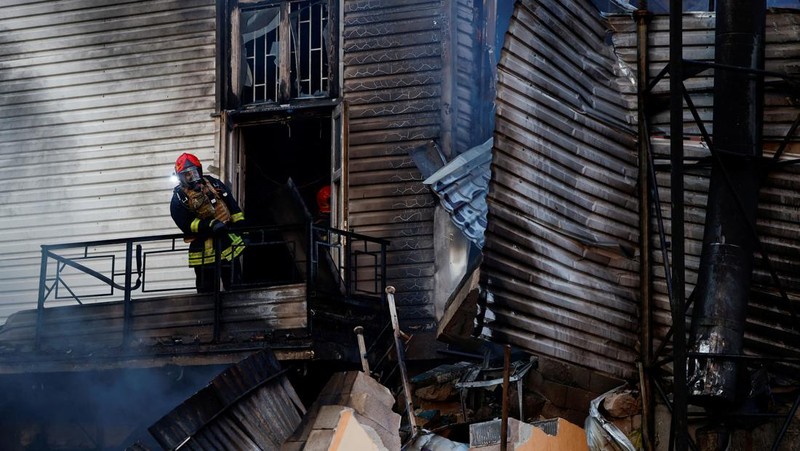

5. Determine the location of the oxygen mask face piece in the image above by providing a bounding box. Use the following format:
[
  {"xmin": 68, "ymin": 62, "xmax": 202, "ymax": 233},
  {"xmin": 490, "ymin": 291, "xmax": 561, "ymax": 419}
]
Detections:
[{"xmin": 179, "ymin": 167, "xmax": 202, "ymax": 190}]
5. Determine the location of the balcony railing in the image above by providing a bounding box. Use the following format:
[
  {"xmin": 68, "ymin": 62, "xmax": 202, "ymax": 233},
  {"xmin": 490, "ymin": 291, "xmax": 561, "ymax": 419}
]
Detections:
[{"xmin": 35, "ymin": 223, "xmax": 388, "ymax": 347}]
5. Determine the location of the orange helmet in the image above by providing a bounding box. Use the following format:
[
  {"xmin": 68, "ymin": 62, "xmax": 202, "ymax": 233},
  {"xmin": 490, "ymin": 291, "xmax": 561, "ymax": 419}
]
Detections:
[
  {"xmin": 316, "ymin": 185, "xmax": 331, "ymax": 214},
  {"xmin": 175, "ymin": 153, "xmax": 203, "ymax": 188}
]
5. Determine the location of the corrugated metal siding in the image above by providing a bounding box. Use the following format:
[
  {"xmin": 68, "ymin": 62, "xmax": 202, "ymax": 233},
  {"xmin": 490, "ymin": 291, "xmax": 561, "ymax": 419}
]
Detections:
[
  {"xmin": 609, "ymin": 11, "xmax": 799, "ymax": 140},
  {"xmin": 611, "ymin": 13, "xmax": 717, "ymax": 137},
  {"xmin": 0, "ymin": 0, "xmax": 218, "ymax": 323},
  {"xmin": 481, "ymin": 0, "xmax": 640, "ymax": 379},
  {"xmin": 483, "ymin": 5, "xmax": 800, "ymax": 380},
  {"xmin": 610, "ymin": 12, "xmax": 800, "ymax": 363},
  {"xmin": 342, "ymin": 0, "xmax": 445, "ymax": 323}
]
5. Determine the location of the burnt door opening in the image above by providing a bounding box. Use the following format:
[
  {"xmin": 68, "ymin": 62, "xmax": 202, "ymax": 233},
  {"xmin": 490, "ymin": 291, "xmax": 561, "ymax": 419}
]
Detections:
[{"xmin": 239, "ymin": 113, "xmax": 332, "ymax": 287}]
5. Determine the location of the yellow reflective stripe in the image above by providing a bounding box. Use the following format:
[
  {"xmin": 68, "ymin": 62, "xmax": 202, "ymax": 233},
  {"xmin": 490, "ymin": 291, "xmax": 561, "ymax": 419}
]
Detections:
[
  {"xmin": 186, "ymin": 235, "xmax": 246, "ymax": 267},
  {"xmin": 230, "ymin": 234, "xmax": 245, "ymax": 258},
  {"xmin": 190, "ymin": 218, "xmax": 202, "ymax": 233},
  {"xmin": 188, "ymin": 252, "xmax": 209, "ymax": 266},
  {"xmin": 231, "ymin": 212, "xmax": 244, "ymax": 222}
]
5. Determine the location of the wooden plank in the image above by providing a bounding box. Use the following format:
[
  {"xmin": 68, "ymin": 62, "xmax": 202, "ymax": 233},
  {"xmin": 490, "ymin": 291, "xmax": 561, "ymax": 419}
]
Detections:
[{"xmin": 0, "ymin": 285, "xmax": 308, "ymax": 350}]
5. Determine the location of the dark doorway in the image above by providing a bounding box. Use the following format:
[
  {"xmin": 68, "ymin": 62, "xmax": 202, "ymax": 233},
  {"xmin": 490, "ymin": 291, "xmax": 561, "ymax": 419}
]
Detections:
[{"xmin": 239, "ymin": 113, "xmax": 332, "ymax": 287}]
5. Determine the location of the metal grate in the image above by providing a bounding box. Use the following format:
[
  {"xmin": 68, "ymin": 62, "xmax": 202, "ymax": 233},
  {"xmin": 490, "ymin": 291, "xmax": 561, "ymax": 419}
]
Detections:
[
  {"xmin": 241, "ymin": 0, "xmax": 329, "ymax": 104},
  {"xmin": 290, "ymin": 0, "xmax": 329, "ymax": 98},
  {"xmin": 469, "ymin": 419, "xmax": 503, "ymax": 448},
  {"xmin": 242, "ymin": 5, "xmax": 281, "ymax": 103}
]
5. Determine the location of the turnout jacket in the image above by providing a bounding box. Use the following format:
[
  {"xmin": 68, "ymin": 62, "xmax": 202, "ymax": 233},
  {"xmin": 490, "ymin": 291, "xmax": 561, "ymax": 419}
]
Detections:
[{"xmin": 170, "ymin": 175, "xmax": 246, "ymax": 267}]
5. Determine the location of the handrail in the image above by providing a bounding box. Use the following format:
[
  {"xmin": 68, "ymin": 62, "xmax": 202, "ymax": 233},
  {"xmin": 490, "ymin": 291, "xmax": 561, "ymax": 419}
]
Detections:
[
  {"xmin": 44, "ymin": 246, "xmax": 143, "ymax": 292},
  {"xmin": 34, "ymin": 223, "xmax": 389, "ymax": 349}
]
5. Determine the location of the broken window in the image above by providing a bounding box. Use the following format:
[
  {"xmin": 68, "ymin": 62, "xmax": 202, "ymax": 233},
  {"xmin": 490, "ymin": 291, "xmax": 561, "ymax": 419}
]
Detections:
[
  {"xmin": 223, "ymin": 0, "xmax": 347, "ymax": 284},
  {"xmin": 238, "ymin": 0, "xmax": 331, "ymax": 105}
]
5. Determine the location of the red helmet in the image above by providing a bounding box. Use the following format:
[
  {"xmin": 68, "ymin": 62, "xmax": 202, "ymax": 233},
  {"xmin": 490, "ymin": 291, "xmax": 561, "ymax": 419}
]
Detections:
[
  {"xmin": 175, "ymin": 153, "xmax": 203, "ymax": 187},
  {"xmin": 316, "ymin": 185, "xmax": 331, "ymax": 214}
]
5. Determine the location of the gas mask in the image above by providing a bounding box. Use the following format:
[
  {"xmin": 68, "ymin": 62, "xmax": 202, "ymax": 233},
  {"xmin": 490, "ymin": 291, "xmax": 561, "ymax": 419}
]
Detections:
[{"xmin": 179, "ymin": 166, "xmax": 202, "ymax": 190}]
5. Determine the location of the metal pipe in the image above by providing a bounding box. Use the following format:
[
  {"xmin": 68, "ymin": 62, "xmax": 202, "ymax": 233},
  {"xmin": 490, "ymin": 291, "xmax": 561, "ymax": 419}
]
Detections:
[
  {"xmin": 213, "ymin": 237, "xmax": 222, "ymax": 342},
  {"xmin": 123, "ymin": 241, "xmax": 134, "ymax": 346},
  {"xmin": 354, "ymin": 326, "xmax": 370, "ymax": 374},
  {"xmin": 688, "ymin": 0, "xmax": 766, "ymax": 408},
  {"xmin": 501, "ymin": 344, "xmax": 511, "ymax": 451},
  {"xmin": 308, "ymin": 222, "xmax": 315, "ymax": 333},
  {"xmin": 638, "ymin": 362, "xmax": 653, "ymax": 451},
  {"xmin": 635, "ymin": 3, "xmax": 654, "ymax": 449},
  {"xmin": 770, "ymin": 389, "xmax": 800, "ymax": 451},
  {"xmin": 35, "ymin": 246, "xmax": 49, "ymax": 350},
  {"xmin": 385, "ymin": 286, "xmax": 418, "ymax": 439}
]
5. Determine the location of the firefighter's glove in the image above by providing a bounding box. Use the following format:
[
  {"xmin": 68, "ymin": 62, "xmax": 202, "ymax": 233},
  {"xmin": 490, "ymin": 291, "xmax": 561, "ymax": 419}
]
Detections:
[{"xmin": 211, "ymin": 221, "xmax": 228, "ymax": 235}]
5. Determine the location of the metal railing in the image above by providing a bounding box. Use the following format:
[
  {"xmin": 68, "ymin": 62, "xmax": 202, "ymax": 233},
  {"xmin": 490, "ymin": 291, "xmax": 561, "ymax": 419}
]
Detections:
[{"xmin": 35, "ymin": 223, "xmax": 388, "ymax": 347}]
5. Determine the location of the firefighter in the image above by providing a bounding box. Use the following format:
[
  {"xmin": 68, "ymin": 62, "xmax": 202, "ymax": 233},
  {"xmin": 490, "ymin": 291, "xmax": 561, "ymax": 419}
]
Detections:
[
  {"xmin": 315, "ymin": 185, "xmax": 331, "ymax": 224},
  {"xmin": 314, "ymin": 185, "xmax": 332, "ymax": 242},
  {"xmin": 170, "ymin": 153, "xmax": 247, "ymax": 293}
]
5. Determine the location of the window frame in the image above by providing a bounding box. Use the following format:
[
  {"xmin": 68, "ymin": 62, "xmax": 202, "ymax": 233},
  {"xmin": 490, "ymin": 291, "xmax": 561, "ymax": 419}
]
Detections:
[{"xmin": 222, "ymin": 0, "xmax": 339, "ymax": 110}]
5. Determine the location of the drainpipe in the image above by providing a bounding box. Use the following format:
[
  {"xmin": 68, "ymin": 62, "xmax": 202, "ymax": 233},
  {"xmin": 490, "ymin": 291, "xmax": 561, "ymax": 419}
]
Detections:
[
  {"xmin": 668, "ymin": 0, "xmax": 688, "ymax": 448},
  {"xmin": 687, "ymin": 0, "xmax": 766, "ymax": 410},
  {"xmin": 635, "ymin": 2, "xmax": 653, "ymax": 450}
]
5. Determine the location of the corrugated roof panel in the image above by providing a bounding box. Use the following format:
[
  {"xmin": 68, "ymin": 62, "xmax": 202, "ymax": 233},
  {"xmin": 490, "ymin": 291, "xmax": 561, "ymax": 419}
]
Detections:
[
  {"xmin": 148, "ymin": 348, "xmax": 304, "ymax": 450},
  {"xmin": 424, "ymin": 138, "xmax": 493, "ymax": 248},
  {"xmin": 481, "ymin": 0, "xmax": 640, "ymax": 379}
]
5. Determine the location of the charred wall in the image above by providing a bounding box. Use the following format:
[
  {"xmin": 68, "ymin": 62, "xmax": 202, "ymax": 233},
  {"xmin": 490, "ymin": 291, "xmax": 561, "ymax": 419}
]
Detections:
[
  {"xmin": 341, "ymin": 0, "xmax": 446, "ymax": 336},
  {"xmin": 481, "ymin": 0, "xmax": 641, "ymax": 379},
  {"xmin": 479, "ymin": 2, "xmax": 800, "ymax": 381},
  {"xmin": 609, "ymin": 10, "xmax": 800, "ymax": 369},
  {"xmin": 341, "ymin": 0, "xmax": 494, "ymax": 349}
]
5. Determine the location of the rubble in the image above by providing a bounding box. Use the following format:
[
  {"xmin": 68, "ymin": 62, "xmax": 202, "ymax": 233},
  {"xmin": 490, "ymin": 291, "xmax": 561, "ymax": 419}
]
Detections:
[
  {"xmin": 289, "ymin": 405, "xmax": 387, "ymax": 451},
  {"xmin": 469, "ymin": 417, "xmax": 589, "ymax": 451},
  {"xmin": 399, "ymin": 354, "xmax": 641, "ymax": 451},
  {"xmin": 283, "ymin": 371, "xmax": 402, "ymax": 451},
  {"xmin": 136, "ymin": 344, "xmax": 643, "ymax": 450},
  {"xmin": 585, "ymin": 386, "xmax": 640, "ymax": 451}
]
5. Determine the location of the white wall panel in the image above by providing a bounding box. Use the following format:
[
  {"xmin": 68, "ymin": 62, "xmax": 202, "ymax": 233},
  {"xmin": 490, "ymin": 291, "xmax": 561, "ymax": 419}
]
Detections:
[{"xmin": 0, "ymin": 0, "xmax": 218, "ymax": 323}]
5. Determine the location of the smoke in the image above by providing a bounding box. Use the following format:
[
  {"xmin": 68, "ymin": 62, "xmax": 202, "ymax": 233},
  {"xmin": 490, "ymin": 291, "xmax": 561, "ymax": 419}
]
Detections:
[{"xmin": 0, "ymin": 364, "xmax": 227, "ymax": 450}]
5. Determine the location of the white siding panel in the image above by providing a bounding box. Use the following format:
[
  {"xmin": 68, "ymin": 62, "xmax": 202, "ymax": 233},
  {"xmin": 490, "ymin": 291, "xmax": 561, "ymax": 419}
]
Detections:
[{"xmin": 0, "ymin": 0, "xmax": 218, "ymax": 324}]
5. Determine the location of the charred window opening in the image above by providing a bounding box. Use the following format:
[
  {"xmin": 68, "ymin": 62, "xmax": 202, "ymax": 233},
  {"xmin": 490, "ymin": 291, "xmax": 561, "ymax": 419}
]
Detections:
[
  {"xmin": 222, "ymin": 1, "xmax": 345, "ymax": 290},
  {"xmin": 239, "ymin": 0, "xmax": 330, "ymax": 105},
  {"xmin": 237, "ymin": 115, "xmax": 333, "ymax": 286}
]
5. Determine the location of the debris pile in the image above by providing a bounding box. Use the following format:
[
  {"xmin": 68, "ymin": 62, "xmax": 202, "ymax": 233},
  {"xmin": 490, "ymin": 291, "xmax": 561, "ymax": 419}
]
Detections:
[
  {"xmin": 283, "ymin": 371, "xmax": 401, "ymax": 450},
  {"xmin": 397, "ymin": 353, "xmax": 639, "ymax": 450}
]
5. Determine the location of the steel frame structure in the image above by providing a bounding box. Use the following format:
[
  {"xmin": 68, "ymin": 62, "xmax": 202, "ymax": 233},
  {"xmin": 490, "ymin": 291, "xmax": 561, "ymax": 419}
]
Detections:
[{"xmin": 639, "ymin": 3, "xmax": 800, "ymax": 450}]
